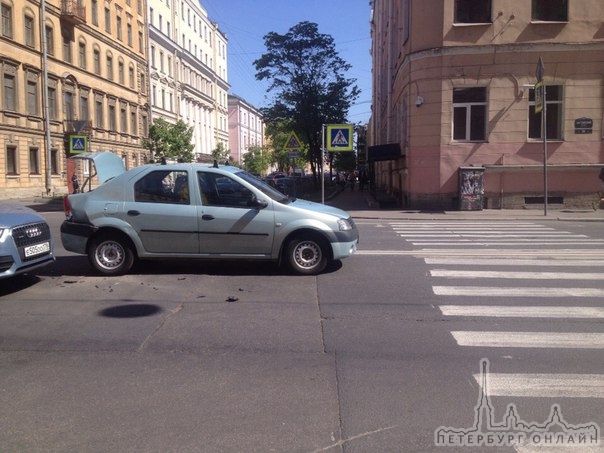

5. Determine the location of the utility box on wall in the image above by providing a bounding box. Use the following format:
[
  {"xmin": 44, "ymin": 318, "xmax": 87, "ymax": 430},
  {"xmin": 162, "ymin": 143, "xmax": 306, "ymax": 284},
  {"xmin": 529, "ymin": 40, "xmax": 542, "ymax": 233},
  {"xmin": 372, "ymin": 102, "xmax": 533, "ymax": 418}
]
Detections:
[{"xmin": 459, "ymin": 167, "xmax": 485, "ymax": 211}]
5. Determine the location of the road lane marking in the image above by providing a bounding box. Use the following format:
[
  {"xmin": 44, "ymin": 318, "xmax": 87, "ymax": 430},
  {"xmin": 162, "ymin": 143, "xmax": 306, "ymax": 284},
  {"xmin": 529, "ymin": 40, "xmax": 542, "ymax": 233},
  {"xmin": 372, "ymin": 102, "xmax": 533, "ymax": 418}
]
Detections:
[
  {"xmin": 472, "ymin": 373, "xmax": 604, "ymax": 398},
  {"xmin": 452, "ymin": 331, "xmax": 604, "ymax": 349},
  {"xmin": 425, "ymin": 258, "xmax": 604, "ymax": 266},
  {"xmin": 434, "ymin": 286, "xmax": 604, "ymax": 297},
  {"xmin": 431, "ymin": 269, "xmax": 604, "ymax": 280},
  {"xmin": 439, "ymin": 305, "xmax": 604, "ymax": 318}
]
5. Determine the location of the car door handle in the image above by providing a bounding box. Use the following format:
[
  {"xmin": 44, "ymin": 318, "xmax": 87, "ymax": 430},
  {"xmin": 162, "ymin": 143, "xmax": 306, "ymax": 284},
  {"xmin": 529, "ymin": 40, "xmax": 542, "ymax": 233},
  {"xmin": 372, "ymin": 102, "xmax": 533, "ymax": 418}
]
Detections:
[
  {"xmin": 127, "ymin": 210, "xmax": 140, "ymax": 216},
  {"xmin": 202, "ymin": 214, "xmax": 214, "ymax": 221}
]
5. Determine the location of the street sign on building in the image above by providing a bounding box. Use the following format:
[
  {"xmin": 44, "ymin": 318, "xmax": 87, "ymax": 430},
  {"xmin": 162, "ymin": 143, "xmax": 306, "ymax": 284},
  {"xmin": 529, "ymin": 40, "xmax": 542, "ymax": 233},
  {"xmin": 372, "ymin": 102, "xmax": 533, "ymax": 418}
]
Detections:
[
  {"xmin": 534, "ymin": 81, "xmax": 544, "ymax": 114},
  {"xmin": 326, "ymin": 124, "xmax": 353, "ymax": 152},
  {"xmin": 69, "ymin": 135, "xmax": 88, "ymax": 154}
]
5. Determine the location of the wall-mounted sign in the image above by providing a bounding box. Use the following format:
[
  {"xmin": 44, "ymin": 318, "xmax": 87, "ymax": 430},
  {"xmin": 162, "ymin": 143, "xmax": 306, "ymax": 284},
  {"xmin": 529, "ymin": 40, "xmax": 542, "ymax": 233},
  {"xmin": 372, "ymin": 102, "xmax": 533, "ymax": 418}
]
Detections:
[{"xmin": 574, "ymin": 117, "xmax": 593, "ymax": 134}]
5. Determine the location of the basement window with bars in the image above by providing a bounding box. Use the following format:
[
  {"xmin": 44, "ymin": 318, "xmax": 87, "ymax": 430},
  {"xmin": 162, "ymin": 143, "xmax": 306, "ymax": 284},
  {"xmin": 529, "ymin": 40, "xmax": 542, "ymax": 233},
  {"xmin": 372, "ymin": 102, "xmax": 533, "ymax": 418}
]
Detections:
[
  {"xmin": 455, "ymin": 0, "xmax": 492, "ymax": 24},
  {"xmin": 453, "ymin": 87, "xmax": 487, "ymax": 142}
]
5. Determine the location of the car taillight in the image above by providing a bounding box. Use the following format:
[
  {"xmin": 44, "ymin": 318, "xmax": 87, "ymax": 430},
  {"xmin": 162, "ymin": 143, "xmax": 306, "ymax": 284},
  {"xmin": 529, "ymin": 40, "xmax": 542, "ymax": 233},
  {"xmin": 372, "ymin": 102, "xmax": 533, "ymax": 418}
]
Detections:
[{"xmin": 63, "ymin": 196, "xmax": 72, "ymax": 220}]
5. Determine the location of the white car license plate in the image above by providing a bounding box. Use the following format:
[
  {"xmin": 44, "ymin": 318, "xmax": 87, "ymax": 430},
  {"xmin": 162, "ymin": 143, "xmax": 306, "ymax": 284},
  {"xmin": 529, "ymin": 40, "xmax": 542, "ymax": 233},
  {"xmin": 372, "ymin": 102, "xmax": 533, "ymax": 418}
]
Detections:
[{"xmin": 24, "ymin": 242, "xmax": 50, "ymax": 257}]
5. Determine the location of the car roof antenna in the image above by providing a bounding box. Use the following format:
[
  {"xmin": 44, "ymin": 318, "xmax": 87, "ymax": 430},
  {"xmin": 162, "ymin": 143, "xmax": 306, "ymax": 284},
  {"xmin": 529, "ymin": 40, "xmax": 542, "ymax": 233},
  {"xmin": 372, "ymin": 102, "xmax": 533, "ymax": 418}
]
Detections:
[{"xmin": 213, "ymin": 160, "xmax": 219, "ymax": 168}]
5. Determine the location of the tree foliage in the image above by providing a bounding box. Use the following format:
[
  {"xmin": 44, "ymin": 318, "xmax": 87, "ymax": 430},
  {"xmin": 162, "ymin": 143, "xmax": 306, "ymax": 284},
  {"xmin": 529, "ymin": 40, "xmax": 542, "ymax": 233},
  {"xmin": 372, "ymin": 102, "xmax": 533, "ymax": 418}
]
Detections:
[
  {"xmin": 211, "ymin": 142, "xmax": 231, "ymax": 164},
  {"xmin": 242, "ymin": 145, "xmax": 272, "ymax": 175},
  {"xmin": 254, "ymin": 21, "xmax": 360, "ymax": 179},
  {"xmin": 143, "ymin": 118, "xmax": 195, "ymax": 162}
]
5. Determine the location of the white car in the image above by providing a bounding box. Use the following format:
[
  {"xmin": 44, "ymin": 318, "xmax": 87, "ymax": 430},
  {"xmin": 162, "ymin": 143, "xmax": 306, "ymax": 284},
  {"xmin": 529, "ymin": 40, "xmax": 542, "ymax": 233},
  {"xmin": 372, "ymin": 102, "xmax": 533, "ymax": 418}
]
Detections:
[
  {"xmin": 0, "ymin": 203, "xmax": 55, "ymax": 279},
  {"xmin": 61, "ymin": 152, "xmax": 359, "ymax": 276}
]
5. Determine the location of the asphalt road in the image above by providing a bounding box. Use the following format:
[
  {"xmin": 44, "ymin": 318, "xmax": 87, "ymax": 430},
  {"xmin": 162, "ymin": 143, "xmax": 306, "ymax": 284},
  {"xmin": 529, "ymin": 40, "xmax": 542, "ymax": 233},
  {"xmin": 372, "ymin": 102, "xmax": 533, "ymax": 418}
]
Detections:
[{"xmin": 1, "ymin": 213, "xmax": 604, "ymax": 452}]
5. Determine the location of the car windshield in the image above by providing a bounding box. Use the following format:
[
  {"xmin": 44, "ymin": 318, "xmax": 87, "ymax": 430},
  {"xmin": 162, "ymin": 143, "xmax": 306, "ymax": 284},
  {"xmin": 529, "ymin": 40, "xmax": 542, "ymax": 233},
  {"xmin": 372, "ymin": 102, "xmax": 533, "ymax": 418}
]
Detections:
[{"xmin": 236, "ymin": 170, "xmax": 291, "ymax": 203}]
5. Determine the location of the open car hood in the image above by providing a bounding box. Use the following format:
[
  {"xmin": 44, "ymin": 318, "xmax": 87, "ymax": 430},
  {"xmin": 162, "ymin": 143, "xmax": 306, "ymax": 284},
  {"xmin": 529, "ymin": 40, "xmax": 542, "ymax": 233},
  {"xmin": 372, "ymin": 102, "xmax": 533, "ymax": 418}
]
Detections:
[{"xmin": 69, "ymin": 152, "xmax": 126, "ymax": 184}]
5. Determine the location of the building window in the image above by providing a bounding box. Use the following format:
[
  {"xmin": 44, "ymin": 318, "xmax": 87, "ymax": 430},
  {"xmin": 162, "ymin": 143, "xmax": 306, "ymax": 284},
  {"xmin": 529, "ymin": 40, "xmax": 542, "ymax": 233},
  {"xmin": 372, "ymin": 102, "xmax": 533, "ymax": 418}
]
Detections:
[
  {"xmin": 6, "ymin": 145, "xmax": 17, "ymax": 174},
  {"xmin": 91, "ymin": 0, "xmax": 98, "ymax": 25},
  {"xmin": 129, "ymin": 65, "xmax": 135, "ymax": 88},
  {"xmin": 3, "ymin": 71, "xmax": 15, "ymax": 110},
  {"xmin": 47, "ymin": 86, "xmax": 57, "ymax": 119},
  {"xmin": 529, "ymin": 85, "xmax": 563, "ymax": 140},
  {"xmin": 79, "ymin": 94, "xmax": 89, "ymax": 120},
  {"xmin": 27, "ymin": 78, "xmax": 39, "ymax": 115},
  {"xmin": 116, "ymin": 15, "xmax": 122, "ymax": 41},
  {"xmin": 127, "ymin": 23, "xmax": 132, "ymax": 46},
  {"xmin": 106, "ymin": 54, "xmax": 113, "ymax": 80},
  {"xmin": 62, "ymin": 34, "xmax": 72, "ymax": 63},
  {"xmin": 138, "ymin": 30, "xmax": 143, "ymax": 52},
  {"xmin": 455, "ymin": 0, "xmax": 491, "ymax": 24},
  {"xmin": 150, "ymin": 45, "xmax": 156, "ymax": 68},
  {"xmin": 1, "ymin": 3, "xmax": 12, "ymax": 38},
  {"xmin": 24, "ymin": 14, "xmax": 34, "ymax": 47},
  {"xmin": 118, "ymin": 61, "xmax": 124, "ymax": 84},
  {"xmin": 108, "ymin": 103, "xmax": 116, "ymax": 131},
  {"xmin": 63, "ymin": 90, "xmax": 74, "ymax": 121},
  {"xmin": 50, "ymin": 148, "xmax": 59, "ymax": 175},
  {"xmin": 104, "ymin": 7, "xmax": 110, "ymax": 33},
  {"xmin": 532, "ymin": 0, "xmax": 568, "ymax": 21},
  {"xmin": 93, "ymin": 49, "xmax": 100, "ymax": 74},
  {"xmin": 78, "ymin": 41, "xmax": 86, "ymax": 69},
  {"xmin": 120, "ymin": 102, "xmax": 127, "ymax": 132},
  {"xmin": 453, "ymin": 87, "xmax": 487, "ymax": 141},
  {"xmin": 130, "ymin": 108, "xmax": 137, "ymax": 135},
  {"xmin": 95, "ymin": 97, "xmax": 103, "ymax": 128},
  {"xmin": 29, "ymin": 147, "xmax": 40, "ymax": 174},
  {"xmin": 45, "ymin": 25, "xmax": 54, "ymax": 55}
]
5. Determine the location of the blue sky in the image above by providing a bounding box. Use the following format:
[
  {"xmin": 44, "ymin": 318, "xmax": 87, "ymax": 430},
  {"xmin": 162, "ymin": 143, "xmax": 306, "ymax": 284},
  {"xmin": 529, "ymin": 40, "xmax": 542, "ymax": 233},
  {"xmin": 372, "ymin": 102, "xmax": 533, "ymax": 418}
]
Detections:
[{"xmin": 202, "ymin": 0, "xmax": 373, "ymax": 124}]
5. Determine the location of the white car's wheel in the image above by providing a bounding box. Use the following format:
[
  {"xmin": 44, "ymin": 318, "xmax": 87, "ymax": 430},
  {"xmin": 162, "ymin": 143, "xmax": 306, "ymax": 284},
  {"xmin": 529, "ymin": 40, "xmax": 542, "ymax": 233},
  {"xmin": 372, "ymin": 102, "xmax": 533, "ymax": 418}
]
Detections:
[
  {"xmin": 286, "ymin": 236, "xmax": 328, "ymax": 275},
  {"xmin": 88, "ymin": 234, "xmax": 134, "ymax": 276}
]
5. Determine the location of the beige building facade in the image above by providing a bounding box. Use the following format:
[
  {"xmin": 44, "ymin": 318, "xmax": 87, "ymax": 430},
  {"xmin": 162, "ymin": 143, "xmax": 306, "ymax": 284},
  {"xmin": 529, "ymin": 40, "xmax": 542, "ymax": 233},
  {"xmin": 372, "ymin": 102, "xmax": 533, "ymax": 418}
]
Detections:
[
  {"xmin": 0, "ymin": 0, "xmax": 149, "ymax": 198},
  {"xmin": 370, "ymin": 0, "xmax": 604, "ymax": 209}
]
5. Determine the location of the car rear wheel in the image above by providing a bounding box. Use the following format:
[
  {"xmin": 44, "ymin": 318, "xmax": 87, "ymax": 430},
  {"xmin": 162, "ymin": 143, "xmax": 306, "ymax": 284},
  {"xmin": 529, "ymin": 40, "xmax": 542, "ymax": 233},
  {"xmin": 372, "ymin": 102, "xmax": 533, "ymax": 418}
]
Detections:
[
  {"xmin": 88, "ymin": 234, "xmax": 134, "ymax": 276},
  {"xmin": 285, "ymin": 236, "xmax": 328, "ymax": 275}
]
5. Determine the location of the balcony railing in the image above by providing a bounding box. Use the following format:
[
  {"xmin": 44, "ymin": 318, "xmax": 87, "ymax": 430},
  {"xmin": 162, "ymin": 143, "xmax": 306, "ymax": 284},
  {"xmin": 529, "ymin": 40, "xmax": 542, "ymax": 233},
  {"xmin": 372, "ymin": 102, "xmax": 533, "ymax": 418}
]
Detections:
[{"xmin": 61, "ymin": 0, "xmax": 86, "ymax": 25}]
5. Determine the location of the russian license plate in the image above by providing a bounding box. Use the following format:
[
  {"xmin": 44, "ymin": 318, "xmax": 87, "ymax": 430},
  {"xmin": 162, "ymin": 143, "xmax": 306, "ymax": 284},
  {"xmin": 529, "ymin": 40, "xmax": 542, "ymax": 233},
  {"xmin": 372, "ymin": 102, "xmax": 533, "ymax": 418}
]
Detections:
[{"xmin": 24, "ymin": 242, "xmax": 50, "ymax": 257}]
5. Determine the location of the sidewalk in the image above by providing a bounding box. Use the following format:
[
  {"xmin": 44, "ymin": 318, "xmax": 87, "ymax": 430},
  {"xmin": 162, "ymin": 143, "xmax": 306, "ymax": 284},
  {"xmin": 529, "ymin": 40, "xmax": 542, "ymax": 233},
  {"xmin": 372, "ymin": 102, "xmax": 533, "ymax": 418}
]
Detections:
[
  {"xmin": 12, "ymin": 190, "xmax": 604, "ymax": 222},
  {"xmin": 326, "ymin": 188, "xmax": 604, "ymax": 222}
]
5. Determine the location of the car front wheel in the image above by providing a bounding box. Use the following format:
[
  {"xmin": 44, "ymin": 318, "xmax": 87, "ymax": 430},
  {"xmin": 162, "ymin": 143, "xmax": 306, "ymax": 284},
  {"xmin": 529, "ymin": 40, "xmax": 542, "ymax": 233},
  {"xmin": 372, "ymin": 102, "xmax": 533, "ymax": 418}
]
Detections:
[
  {"xmin": 88, "ymin": 234, "xmax": 134, "ymax": 276},
  {"xmin": 285, "ymin": 236, "xmax": 328, "ymax": 275}
]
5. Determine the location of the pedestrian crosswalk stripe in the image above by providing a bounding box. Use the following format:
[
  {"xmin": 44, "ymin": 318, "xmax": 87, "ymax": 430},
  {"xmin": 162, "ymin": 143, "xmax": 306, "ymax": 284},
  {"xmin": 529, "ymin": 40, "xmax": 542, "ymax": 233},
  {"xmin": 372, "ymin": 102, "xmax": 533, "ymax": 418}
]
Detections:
[
  {"xmin": 433, "ymin": 286, "xmax": 604, "ymax": 297},
  {"xmin": 452, "ymin": 331, "xmax": 604, "ymax": 349},
  {"xmin": 472, "ymin": 373, "xmax": 604, "ymax": 398},
  {"xmin": 439, "ymin": 305, "xmax": 604, "ymax": 318},
  {"xmin": 431, "ymin": 269, "xmax": 604, "ymax": 280},
  {"xmin": 426, "ymin": 258, "xmax": 604, "ymax": 266},
  {"xmin": 413, "ymin": 240, "xmax": 604, "ymax": 246}
]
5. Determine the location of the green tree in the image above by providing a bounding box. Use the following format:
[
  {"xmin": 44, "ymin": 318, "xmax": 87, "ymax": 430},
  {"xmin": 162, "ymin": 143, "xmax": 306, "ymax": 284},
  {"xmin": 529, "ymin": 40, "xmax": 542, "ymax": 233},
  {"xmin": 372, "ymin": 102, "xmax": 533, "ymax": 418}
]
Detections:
[
  {"xmin": 255, "ymin": 21, "xmax": 360, "ymax": 181},
  {"xmin": 242, "ymin": 145, "xmax": 272, "ymax": 175},
  {"xmin": 211, "ymin": 142, "xmax": 231, "ymax": 164},
  {"xmin": 143, "ymin": 118, "xmax": 195, "ymax": 162}
]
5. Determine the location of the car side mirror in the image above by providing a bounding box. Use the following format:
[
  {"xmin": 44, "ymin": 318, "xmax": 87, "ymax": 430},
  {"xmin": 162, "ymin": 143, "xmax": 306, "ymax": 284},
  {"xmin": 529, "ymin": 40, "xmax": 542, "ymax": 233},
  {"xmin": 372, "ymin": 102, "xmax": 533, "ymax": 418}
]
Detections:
[{"xmin": 248, "ymin": 195, "xmax": 268, "ymax": 209}]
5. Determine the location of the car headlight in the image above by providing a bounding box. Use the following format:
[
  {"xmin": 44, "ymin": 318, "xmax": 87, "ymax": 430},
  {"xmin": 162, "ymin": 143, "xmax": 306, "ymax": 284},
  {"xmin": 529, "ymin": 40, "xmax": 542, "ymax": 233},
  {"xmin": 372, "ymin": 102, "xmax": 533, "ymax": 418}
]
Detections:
[{"xmin": 337, "ymin": 218, "xmax": 353, "ymax": 231}]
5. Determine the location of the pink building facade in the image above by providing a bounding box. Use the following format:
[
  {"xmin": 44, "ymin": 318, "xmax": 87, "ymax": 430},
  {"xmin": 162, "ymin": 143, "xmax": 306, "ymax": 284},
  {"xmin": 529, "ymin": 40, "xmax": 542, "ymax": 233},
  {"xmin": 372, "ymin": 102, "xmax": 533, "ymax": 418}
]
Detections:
[
  {"xmin": 370, "ymin": 0, "xmax": 604, "ymax": 209},
  {"xmin": 227, "ymin": 95, "xmax": 264, "ymax": 163}
]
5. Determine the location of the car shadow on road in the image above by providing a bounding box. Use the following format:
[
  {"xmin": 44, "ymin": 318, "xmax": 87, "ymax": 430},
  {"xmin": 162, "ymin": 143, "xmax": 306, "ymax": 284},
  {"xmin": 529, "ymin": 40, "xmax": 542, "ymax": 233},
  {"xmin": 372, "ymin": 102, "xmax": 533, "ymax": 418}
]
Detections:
[
  {"xmin": 38, "ymin": 256, "xmax": 344, "ymax": 277},
  {"xmin": 0, "ymin": 274, "xmax": 44, "ymax": 296}
]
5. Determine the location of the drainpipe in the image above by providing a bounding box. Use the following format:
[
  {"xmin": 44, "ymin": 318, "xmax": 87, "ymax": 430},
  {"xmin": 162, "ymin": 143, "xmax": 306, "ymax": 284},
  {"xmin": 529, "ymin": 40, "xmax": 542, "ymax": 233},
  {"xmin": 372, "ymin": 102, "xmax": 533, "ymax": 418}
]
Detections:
[{"xmin": 41, "ymin": 0, "xmax": 52, "ymax": 195}]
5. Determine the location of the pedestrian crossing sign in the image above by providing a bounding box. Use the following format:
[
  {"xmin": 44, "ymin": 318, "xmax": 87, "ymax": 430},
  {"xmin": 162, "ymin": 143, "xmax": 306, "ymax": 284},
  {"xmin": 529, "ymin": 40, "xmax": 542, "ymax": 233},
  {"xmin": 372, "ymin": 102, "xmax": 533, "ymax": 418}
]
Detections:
[
  {"xmin": 70, "ymin": 135, "xmax": 88, "ymax": 154},
  {"xmin": 326, "ymin": 124, "xmax": 353, "ymax": 152},
  {"xmin": 284, "ymin": 131, "xmax": 303, "ymax": 150}
]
